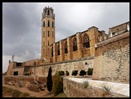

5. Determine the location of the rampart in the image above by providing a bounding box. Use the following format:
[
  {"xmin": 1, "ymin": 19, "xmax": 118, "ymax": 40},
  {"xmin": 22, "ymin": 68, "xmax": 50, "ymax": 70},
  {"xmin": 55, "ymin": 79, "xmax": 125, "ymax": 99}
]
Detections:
[{"xmin": 92, "ymin": 31, "xmax": 129, "ymax": 83}]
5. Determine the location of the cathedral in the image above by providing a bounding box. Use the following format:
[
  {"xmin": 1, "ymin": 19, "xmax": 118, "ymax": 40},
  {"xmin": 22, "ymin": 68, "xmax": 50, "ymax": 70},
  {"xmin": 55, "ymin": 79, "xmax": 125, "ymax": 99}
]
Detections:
[
  {"xmin": 6, "ymin": 7, "xmax": 129, "ymax": 83},
  {"xmin": 41, "ymin": 7, "xmax": 107, "ymax": 63}
]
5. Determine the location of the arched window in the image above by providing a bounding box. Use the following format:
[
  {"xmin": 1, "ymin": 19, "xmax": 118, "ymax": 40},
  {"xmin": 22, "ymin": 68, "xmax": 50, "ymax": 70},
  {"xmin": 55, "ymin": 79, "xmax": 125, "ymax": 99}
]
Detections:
[
  {"xmin": 73, "ymin": 37, "xmax": 77, "ymax": 51},
  {"xmin": 48, "ymin": 41, "xmax": 49, "ymax": 46},
  {"xmin": 43, "ymin": 41, "xmax": 45, "ymax": 47},
  {"xmin": 48, "ymin": 10, "xmax": 50, "ymax": 15},
  {"xmin": 48, "ymin": 20, "xmax": 50, "ymax": 27},
  {"xmin": 51, "ymin": 46, "xmax": 53, "ymax": 57},
  {"xmin": 58, "ymin": 43, "xmax": 60, "ymax": 55},
  {"xmin": 52, "ymin": 31, "xmax": 54, "ymax": 37},
  {"xmin": 48, "ymin": 31, "xmax": 50, "ymax": 37},
  {"xmin": 43, "ymin": 21, "xmax": 45, "ymax": 27},
  {"xmin": 43, "ymin": 32, "xmax": 45, "ymax": 37},
  {"xmin": 83, "ymin": 34, "xmax": 90, "ymax": 48},
  {"xmin": 52, "ymin": 21, "xmax": 54, "ymax": 28},
  {"xmin": 64, "ymin": 41, "xmax": 68, "ymax": 53}
]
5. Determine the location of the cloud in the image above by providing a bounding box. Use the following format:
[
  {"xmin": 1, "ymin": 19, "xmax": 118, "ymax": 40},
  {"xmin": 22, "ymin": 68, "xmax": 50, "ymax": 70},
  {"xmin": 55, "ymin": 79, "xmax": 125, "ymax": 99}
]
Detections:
[{"xmin": 2, "ymin": 3, "xmax": 129, "ymax": 73}]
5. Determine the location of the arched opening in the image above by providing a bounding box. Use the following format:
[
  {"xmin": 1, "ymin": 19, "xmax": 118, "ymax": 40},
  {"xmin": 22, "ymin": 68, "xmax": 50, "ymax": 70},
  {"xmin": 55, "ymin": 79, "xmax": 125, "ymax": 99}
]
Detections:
[
  {"xmin": 51, "ymin": 46, "xmax": 53, "ymax": 57},
  {"xmin": 43, "ymin": 21, "xmax": 45, "ymax": 27},
  {"xmin": 48, "ymin": 31, "xmax": 50, "ymax": 37},
  {"xmin": 48, "ymin": 41, "xmax": 50, "ymax": 46},
  {"xmin": 73, "ymin": 37, "xmax": 77, "ymax": 51},
  {"xmin": 58, "ymin": 43, "xmax": 60, "ymax": 55},
  {"xmin": 52, "ymin": 21, "xmax": 54, "ymax": 28},
  {"xmin": 64, "ymin": 41, "xmax": 68, "ymax": 53},
  {"xmin": 83, "ymin": 34, "xmax": 90, "ymax": 48},
  {"xmin": 43, "ymin": 31, "xmax": 45, "ymax": 37},
  {"xmin": 48, "ymin": 20, "xmax": 50, "ymax": 27},
  {"xmin": 52, "ymin": 31, "xmax": 54, "ymax": 37},
  {"xmin": 48, "ymin": 10, "xmax": 50, "ymax": 15}
]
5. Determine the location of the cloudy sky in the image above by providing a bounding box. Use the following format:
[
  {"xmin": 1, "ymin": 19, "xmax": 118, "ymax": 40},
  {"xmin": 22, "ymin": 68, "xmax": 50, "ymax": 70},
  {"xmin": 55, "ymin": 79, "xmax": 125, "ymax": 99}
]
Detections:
[{"xmin": 2, "ymin": 2, "xmax": 129, "ymax": 73}]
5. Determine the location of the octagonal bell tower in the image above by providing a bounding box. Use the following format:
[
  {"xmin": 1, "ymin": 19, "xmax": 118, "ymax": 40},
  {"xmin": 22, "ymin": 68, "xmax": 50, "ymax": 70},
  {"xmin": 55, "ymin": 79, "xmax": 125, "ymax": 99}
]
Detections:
[{"xmin": 41, "ymin": 7, "xmax": 55, "ymax": 60}]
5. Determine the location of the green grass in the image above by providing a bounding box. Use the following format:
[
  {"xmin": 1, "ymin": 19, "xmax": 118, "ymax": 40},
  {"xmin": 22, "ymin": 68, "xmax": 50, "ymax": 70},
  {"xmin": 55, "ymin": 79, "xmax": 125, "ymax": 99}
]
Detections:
[
  {"xmin": 2, "ymin": 86, "xmax": 31, "ymax": 97},
  {"xmin": 55, "ymin": 92, "xmax": 67, "ymax": 98}
]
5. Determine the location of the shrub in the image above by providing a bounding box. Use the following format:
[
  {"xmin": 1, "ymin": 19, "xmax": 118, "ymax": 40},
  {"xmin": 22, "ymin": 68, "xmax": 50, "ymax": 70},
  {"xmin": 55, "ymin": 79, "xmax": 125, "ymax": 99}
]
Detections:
[
  {"xmin": 52, "ymin": 75, "xmax": 63, "ymax": 96},
  {"xmin": 72, "ymin": 70, "xmax": 78, "ymax": 76},
  {"xmin": 66, "ymin": 71, "xmax": 69, "ymax": 76},
  {"xmin": 87, "ymin": 68, "xmax": 93, "ymax": 75},
  {"xmin": 102, "ymin": 84, "xmax": 111, "ymax": 91},
  {"xmin": 20, "ymin": 93, "xmax": 30, "ymax": 97},
  {"xmin": 56, "ymin": 71, "xmax": 65, "ymax": 76},
  {"xmin": 11, "ymin": 89, "xmax": 22, "ymax": 97},
  {"xmin": 79, "ymin": 70, "xmax": 86, "ymax": 76},
  {"xmin": 24, "ymin": 72, "xmax": 30, "ymax": 76},
  {"xmin": 83, "ymin": 81, "xmax": 89, "ymax": 89},
  {"xmin": 46, "ymin": 67, "xmax": 52, "ymax": 92}
]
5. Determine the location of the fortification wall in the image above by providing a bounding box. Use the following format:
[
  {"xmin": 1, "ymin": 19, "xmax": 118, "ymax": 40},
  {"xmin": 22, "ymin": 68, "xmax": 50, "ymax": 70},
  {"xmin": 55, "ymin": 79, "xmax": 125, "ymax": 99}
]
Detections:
[
  {"xmin": 92, "ymin": 32, "xmax": 129, "ymax": 83},
  {"xmin": 34, "ymin": 56, "xmax": 94, "ymax": 77}
]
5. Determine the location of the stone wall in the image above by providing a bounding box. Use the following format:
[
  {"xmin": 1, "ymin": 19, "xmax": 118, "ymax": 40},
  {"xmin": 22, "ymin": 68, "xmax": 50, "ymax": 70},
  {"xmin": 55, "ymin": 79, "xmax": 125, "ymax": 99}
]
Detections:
[
  {"xmin": 13, "ymin": 67, "xmax": 24, "ymax": 75},
  {"xmin": 8, "ymin": 56, "xmax": 94, "ymax": 77},
  {"xmin": 34, "ymin": 56, "xmax": 94, "ymax": 77},
  {"xmin": 6, "ymin": 62, "xmax": 14, "ymax": 75},
  {"xmin": 92, "ymin": 32, "xmax": 129, "ymax": 83},
  {"xmin": 63, "ymin": 77, "xmax": 129, "ymax": 97}
]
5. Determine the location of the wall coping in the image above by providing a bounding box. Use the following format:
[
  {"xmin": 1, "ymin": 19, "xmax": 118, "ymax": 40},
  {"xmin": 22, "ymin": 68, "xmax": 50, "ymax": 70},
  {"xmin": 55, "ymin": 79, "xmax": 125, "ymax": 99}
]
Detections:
[
  {"xmin": 64, "ymin": 77, "xmax": 129, "ymax": 97},
  {"xmin": 96, "ymin": 31, "xmax": 129, "ymax": 48}
]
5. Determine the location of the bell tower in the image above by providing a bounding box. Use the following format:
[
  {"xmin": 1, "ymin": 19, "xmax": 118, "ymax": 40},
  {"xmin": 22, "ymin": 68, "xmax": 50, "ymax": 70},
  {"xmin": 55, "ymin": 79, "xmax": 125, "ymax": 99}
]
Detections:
[{"xmin": 41, "ymin": 7, "xmax": 55, "ymax": 60}]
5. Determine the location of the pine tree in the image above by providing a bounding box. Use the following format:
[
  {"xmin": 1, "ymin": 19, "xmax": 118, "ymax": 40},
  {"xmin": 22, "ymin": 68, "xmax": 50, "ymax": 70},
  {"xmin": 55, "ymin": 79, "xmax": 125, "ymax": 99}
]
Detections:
[{"xmin": 47, "ymin": 67, "xmax": 52, "ymax": 92}]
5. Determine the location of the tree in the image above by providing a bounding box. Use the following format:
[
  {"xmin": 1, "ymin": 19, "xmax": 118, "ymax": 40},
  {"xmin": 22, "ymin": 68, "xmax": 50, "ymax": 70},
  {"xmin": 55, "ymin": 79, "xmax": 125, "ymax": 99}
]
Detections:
[
  {"xmin": 79, "ymin": 70, "xmax": 86, "ymax": 76},
  {"xmin": 47, "ymin": 67, "xmax": 52, "ymax": 92},
  {"xmin": 87, "ymin": 68, "xmax": 93, "ymax": 75},
  {"xmin": 72, "ymin": 70, "xmax": 78, "ymax": 76}
]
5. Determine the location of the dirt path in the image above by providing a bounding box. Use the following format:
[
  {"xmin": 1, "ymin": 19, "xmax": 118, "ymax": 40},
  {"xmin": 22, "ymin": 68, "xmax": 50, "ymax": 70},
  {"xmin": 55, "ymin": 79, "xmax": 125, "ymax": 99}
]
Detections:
[{"xmin": 3, "ymin": 84, "xmax": 54, "ymax": 97}]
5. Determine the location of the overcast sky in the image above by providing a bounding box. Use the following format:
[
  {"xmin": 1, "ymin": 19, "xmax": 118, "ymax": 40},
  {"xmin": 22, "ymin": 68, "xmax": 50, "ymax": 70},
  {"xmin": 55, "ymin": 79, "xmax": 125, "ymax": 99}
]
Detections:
[{"xmin": 2, "ymin": 2, "xmax": 129, "ymax": 73}]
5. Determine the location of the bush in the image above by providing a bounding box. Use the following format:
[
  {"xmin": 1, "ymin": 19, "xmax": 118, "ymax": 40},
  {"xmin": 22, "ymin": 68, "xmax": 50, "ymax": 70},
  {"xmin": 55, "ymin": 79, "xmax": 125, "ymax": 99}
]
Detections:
[
  {"xmin": 20, "ymin": 93, "xmax": 30, "ymax": 97},
  {"xmin": 24, "ymin": 72, "xmax": 30, "ymax": 76},
  {"xmin": 56, "ymin": 71, "xmax": 65, "ymax": 76},
  {"xmin": 52, "ymin": 75, "xmax": 63, "ymax": 96},
  {"xmin": 79, "ymin": 70, "xmax": 86, "ymax": 76},
  {"xmin": 72, "ymin": 70, "xmax": 78, "ymax": 76},
  {"xmin": 66, "ymin": 71, "xmax": 69, "ymax": 76},
  {"xmin": 87, "ymin": 68, "xmax": 93, "ymax": 75},
  {"xmin": 83, "ymin": 81, "xmax": 89, "ymax": 89},
  {"xmin": 11, "ymin": 89, "xmax": 22, "ymax": 97}
]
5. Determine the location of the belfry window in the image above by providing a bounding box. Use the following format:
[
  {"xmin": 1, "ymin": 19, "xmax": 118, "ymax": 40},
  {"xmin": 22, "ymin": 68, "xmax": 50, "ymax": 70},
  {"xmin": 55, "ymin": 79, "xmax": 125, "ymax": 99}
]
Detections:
[
  {"xmin": 48, "ymin": 10, "xmax": 50, "ymax": 15},
  {"xmin": 83, "ymin": 34, "xmax": 90, "ymax": 48},
  {"xmin": 58, "ymin": 44, "xmax": 60, "ymax": 55},
  {"xmin": 43, "ymin": 32, "xmax": 45, "ymax": 37},
  {"xmin": 52, "ymin": 21, "xmax": 54, "ymax": 28},
  {"xmin": 43, "ymin": 21, "xmax": 45, "ymax": 27},
  {"xmin": 48, "ymin": 31, "xmax": 50, "ymax": 37},
  {"xmin": 73, "ymin": 37, "xmax": 77, "ymax": 51},
  {"xmin": 43, "ymin": 41, "xmax": 45, "ymax": 47},
  {"xmin": 64, "ymin": 41, "xmax": 68, "ymax": 53},
  {"xmin": 48, "ymin": 20, "xmax": 50, "ymax": 27}
]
